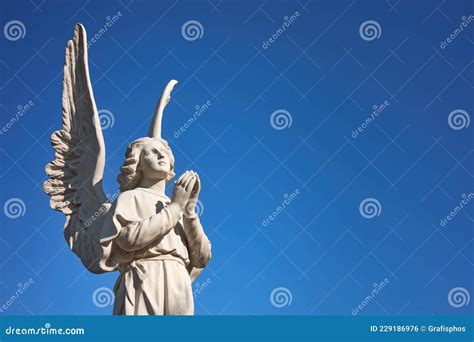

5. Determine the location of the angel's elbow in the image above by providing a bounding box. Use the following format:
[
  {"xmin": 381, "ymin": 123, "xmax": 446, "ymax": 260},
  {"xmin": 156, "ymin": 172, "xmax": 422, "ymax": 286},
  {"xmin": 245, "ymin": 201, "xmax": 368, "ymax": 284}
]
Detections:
[
  {"xmin": 190, "ymin": 241, "xmax": 211, "ymax": 268},
  {"xmin": 201, "ymin": 253, "xmax": 211, "ymax": 268},
  {"xmin": 190, "ymin": 258, "xmax": 207, "ymax": 269},
  {"xmin": 115, "ymin": 233, "xmax": 136, "ymax": 252},
  {"xmin": 202, "ymin": 244, "xmax": 212, "ymax": 266}
]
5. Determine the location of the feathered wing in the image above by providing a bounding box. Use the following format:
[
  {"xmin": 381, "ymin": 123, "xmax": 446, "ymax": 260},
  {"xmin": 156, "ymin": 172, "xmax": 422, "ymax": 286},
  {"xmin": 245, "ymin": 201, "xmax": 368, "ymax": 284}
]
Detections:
[{"xmin": 43, "ymin": 24, "xmax": 115, "ymax": 274}]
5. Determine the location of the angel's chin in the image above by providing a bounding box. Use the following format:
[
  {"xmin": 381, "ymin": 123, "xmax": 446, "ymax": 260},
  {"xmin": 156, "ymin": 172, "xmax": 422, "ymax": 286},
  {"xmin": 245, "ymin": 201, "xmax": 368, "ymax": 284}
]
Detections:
[
  {"xmin": 142, "ymin": 167, "xmax": 169, "ymax": 180},
  {"xmin": 154, "ymin": 166, "xmax": 170, "ymax": 173},
  {"xmin": 158, "ymin": 170, "xmax": 173, "ymax": 179}
]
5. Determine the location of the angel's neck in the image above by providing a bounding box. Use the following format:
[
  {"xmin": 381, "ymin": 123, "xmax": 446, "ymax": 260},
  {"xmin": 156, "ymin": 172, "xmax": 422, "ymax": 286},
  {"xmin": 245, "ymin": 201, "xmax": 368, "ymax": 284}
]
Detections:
[{"xmin": 137, "ymin": 177, "xmax": 166, "ymax": 195}]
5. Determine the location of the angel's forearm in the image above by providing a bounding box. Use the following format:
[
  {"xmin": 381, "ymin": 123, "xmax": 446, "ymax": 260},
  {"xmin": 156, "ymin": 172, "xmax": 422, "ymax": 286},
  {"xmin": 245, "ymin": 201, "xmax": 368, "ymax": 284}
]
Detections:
[
  {"xmin": 183, "ymin": 217, "xmax": 211, "ymax": 268},
  {"xmin": 116, "ymin": 203, "xmax": 182, "ymax": 252}
]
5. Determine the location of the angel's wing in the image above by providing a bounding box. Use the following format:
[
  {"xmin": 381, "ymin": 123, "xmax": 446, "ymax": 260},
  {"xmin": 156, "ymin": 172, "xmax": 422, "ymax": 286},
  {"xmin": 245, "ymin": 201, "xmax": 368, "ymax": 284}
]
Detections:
[{"xmin": 43, "ymin": 24, "xmax": 115, "ymax": 274}]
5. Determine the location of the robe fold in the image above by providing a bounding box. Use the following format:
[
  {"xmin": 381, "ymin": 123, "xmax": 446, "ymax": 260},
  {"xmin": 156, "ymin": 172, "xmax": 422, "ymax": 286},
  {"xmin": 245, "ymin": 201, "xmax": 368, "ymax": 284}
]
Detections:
[{"xmin": 99, "ymin": 187, "xmax": 211, "ymax": 315}]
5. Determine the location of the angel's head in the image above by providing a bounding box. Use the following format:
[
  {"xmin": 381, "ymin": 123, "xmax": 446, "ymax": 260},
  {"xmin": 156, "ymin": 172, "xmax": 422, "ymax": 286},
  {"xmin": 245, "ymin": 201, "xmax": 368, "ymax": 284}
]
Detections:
[
  {"xmin": 118, "ymin": 137, "xmax": 175, "ymax": 192},
  {"xmin": 118, "ymin": 80, "xmax": 179, "ymax": 192}
]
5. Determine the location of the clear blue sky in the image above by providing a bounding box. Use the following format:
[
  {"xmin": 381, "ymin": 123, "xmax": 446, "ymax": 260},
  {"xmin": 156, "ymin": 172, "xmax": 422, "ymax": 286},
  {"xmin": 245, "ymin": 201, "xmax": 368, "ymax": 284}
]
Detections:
[{"xmin": 0, "ymin": 0, "xmax": 473, "ymax": 315}]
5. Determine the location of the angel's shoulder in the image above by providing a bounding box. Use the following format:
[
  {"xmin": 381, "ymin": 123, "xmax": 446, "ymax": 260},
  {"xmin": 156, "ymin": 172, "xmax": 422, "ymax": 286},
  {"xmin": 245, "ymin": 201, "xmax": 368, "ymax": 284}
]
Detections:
[{"xmin": 115, "ymin": 189, "xmax": 139, "ymax": 204}]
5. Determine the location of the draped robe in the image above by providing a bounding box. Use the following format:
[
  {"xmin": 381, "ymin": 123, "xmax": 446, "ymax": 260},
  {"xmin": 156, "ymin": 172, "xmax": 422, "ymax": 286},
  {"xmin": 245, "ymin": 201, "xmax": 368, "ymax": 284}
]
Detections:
[{"xmin": 99, "ymin": 188, "xmax": 211, "ymax": 315}]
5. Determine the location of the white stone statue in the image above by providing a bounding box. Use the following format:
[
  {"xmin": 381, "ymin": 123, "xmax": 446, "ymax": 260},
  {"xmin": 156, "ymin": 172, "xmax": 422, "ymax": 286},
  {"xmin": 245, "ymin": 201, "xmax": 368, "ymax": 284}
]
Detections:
[{"xmin": 43, "ymin": 24, "xmax": 211, "ymax": 315}]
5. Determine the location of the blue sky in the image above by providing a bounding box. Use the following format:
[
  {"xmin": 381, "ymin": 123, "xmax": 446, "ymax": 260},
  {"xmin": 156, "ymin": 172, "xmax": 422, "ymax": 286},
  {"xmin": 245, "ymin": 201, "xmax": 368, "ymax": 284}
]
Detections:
[{"xmin": 0, "ymin": 0, "xmax": 473, "ymax": 315}]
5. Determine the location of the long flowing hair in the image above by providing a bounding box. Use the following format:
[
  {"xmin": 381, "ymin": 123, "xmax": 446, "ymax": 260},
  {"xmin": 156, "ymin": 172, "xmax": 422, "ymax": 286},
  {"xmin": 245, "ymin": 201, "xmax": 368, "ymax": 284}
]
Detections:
[{"xmin": 117, "ymin": 137, "xmax": 175, "ymax": 192}]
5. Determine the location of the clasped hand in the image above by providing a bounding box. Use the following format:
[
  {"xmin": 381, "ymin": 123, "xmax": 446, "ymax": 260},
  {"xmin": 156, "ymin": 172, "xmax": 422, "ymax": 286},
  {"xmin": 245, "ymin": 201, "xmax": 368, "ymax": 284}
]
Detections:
[{"xmin": 171, "ymin": 170, "xmax": 201, "ymax": 218}]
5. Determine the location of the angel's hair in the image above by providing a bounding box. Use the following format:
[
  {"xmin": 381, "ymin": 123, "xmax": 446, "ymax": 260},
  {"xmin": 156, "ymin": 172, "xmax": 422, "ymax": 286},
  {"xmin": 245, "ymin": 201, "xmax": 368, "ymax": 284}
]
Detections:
[{"xmin": 117, "ymin": 137, "xmax": 175, "ymax": 192}]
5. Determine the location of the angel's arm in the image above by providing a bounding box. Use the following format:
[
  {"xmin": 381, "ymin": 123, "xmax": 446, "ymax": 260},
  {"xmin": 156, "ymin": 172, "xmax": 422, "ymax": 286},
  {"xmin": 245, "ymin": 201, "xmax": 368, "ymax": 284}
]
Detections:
[
  {"xmin": 180, "ymin": 172, "xmax": 211, "ymax": 268},
  {"xmin": 115, "ymin": 202, "xmax": 182, "ymax": 252},
  {"xmin": 182, "ymin": 216, "xmax": 211, "ymax": 268}
]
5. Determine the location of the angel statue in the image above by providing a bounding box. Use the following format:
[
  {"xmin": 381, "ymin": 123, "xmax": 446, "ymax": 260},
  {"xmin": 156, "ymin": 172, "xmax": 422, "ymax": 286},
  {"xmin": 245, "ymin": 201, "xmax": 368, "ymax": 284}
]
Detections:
[{"xmin": 43, "ymin": 24, "xmax": 212, "ymax": 315}]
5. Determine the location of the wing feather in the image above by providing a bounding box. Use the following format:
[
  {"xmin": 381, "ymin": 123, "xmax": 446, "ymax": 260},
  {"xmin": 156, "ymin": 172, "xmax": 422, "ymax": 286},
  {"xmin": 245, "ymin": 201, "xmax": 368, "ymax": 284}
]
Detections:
[{"xmin": 44, "ymin": 24, "xmax": 114, "ymax": 274}]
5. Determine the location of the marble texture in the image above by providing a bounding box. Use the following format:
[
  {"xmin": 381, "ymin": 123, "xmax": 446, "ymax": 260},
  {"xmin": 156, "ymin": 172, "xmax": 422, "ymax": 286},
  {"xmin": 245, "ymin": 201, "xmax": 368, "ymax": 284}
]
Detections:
[{"xmin": 43, "ymin": 24, "xmax": 211, "ymax": 315}]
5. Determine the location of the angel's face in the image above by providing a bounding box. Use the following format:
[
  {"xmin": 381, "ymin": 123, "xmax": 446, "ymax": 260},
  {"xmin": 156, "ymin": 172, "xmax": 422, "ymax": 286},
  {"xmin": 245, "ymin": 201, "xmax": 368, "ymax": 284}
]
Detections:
[{"xmin": 139, "ymin": 140, "xmax": 172, "ymax": 181}]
